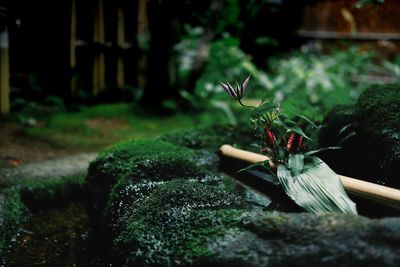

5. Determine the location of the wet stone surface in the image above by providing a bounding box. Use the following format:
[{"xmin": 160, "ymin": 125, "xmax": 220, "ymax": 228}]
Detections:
[{"xmin": 6, "ymin": 202, "xmax": 90, "ymax": 267}]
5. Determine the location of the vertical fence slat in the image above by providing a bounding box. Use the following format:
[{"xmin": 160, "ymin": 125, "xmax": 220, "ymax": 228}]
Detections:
[
  {"xmin": 70, "ymin": 0, "xmax": 78, "ymax": 95},
  {"xmin": 117, "ymin": 7, "xmax": 125, "ymax": 89},
  {"xmin": 93, "ymin": 0, "xmax": 105, "ymax": 96},
  {"xmin": 0, "ymin": 26, "xmax": 10, "ymax": 114},
  {"xmin": 137, "ymin": 0, "xmax": 148, "ymax": 90}
]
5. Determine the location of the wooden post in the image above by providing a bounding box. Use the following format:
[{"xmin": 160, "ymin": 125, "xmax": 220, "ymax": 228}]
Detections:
[
  {"xmin": 0, "ymin": 25, "xmax": 10, "ymax": 114},
  {"xmin": 116, "ymin": 7, "xmax": 125, "ymax": 89},
  {"xmin": 137, "ymin": 0, "xmax": 148, "ymax": 90},
  {"xmin": 70, "ymin": 0, "xmax": 78, "ymax": 95},
  {"xmin": 93, "ymin": 0, "xmax": 105, "ymax": 96}
]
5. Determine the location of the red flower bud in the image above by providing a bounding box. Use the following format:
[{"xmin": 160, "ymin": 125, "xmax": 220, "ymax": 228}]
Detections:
[
  {"xmin": 297, "ymin": 136, "xmax": 304, "ymax": 152},
  {"xmin": 286, "ymin": 133, "xmax": 296, "ymax": 152},
  {"xmin": 286, "ymin": 133, "xmax": 304, "ymax": 153},
  {"xmin": 264, "ymin": 128, "xmax": 276, "ymax": 147},
  {"xmin": 262, "ymin": 127, "xmax": 278, "ymax": 156}
]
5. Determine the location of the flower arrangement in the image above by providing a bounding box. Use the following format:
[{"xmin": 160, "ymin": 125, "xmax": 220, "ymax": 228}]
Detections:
[{"xmin": 220, "ymin": 76, "xmax": 357, "ymax": 214}]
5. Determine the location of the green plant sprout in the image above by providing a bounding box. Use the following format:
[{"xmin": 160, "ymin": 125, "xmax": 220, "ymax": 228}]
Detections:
[{"xmin": 220, "ymin": 76, "xmax": 357, "ymax": 214}]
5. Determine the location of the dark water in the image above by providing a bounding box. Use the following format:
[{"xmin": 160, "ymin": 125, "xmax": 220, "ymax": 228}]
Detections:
[{"xmin": 7, "ymin": 202, "xmax": 90, "ymax": 267}]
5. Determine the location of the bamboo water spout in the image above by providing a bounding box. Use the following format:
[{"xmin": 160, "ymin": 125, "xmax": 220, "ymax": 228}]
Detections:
[{"xmin": 219, "ymin": 144, "xmax": 400, "ymax": 211}]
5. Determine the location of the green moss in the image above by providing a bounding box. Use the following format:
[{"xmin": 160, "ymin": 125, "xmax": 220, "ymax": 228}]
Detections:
[
  {"xmin": 111, "ymin": 179, "xmax": 245, "ymax": 266},
  {"xmin": 0, "ymin": 188, "xmax": 27, "ymax": 260},
  {"xmin": 356, "ymin": 84, "xmax": 400, "ymax": 126},
  {"xmin": 354, "ymin": 85, "xmax": 400, "ymax": 187},
  {"xmin": 206, "ymin": 212, "xmax": 397, "ymax": 267},
  {"xmin": 355, "ymin": 84, "xmax": 400, "ymax": 144},
  {"xmin": 103, "ymin": 153, "xmax": 216, "ymax": 234},
  {"xmin": 161, "ymin": 124, "xmax": 256, "ymax": 151},
  {"xmin": 319, "ymin": 84, "xmax": 400, "ymax": 187},
  {"xmin": 16, "ymin": 175, "xmax": 85, "ymax": 209},
  {"xmin": 85, "ymin": 139, "xmax": 196, "ymax": 217},
  {"xmin": 23, "ymin": 103, "xmax": 205, "ymax": 149},
  {"xmin": 89, "ymin": 139, "xmax": 195, "ymax": 181}
]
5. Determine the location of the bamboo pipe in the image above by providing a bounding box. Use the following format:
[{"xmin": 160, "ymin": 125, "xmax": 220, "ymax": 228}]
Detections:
[{"xmin": 219, "ymin": 144, "xmax": 400, "ymax": 210}]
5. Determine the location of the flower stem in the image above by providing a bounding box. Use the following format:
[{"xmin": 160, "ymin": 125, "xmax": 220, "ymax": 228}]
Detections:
[{"xmin": 238, "ymin": 99, "xmax": 256, "ymax": 109}]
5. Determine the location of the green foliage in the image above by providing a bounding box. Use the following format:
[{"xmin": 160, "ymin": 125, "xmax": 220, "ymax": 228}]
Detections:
[
  {"xmin": 43, "ymin": 96, "xmax": 65, "ymax": 110},
  {"xmin": 180, "ymin": 36, "xmax": 261, "ymax": 104},
  {"xmin": 195, "ymin": 37, "xmax": 270, "ymax": 99},
  {"xmin": 265, "ymin": 46, "xmax": 376, "ymax": 122},
  {"xmin": 176, "ymin": 35, "xmax": 269, "ymax": 125}
]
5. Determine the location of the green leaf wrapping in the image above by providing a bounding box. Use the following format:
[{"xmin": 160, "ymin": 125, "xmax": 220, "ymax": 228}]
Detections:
[
  {"xmin": 288, "ymin": 154, "xmax": 304, "ymax": 178},
  {"xmin": 277, "ymin": 157, "xmax": 357, "ymax": 214}
]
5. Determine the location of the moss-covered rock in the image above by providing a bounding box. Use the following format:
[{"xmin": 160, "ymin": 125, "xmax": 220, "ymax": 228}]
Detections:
[
  {"xmin": 206, "ymin": 212, "xmax": 400, "ymax": 267},
  {"xmin": 85, "ymin": 139, "xmax": 196, "ymax": 217},
  {"xmin": 85, "ymin": 124, "xmax": 400, "ymax": 267},
  {"xmin": 104, "ymin": 176, "xmax": 400, "ymax": 267},
  {"xmin": 319, "ymin": 84, "xmax": 400, "ymax": 188},
  {"xmin": 102, "ymin": 152, "xmax": 217, "ymax": 234},
  {"xmin": 161, "ymin": 124, "xmax": 257, "ymax": 170},
  {"xmin": 161, "ymin": 124, "xmax": 255, "ymax": 151},
  {"xmin": 111, "ymin": 179, "xmax": 245, "ymax": 266}
]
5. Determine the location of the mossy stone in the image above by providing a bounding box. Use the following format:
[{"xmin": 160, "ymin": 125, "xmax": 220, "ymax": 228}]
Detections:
[
  {"xmin": 355, "ymin": 84, "xmax": 400, "ymax": 186},
  {"xmin": 102, "ymin": 152, "xmax": 218, "ymax": 235},
  {"xmin": 319, "ymin": 84, "xmax": 400, "ymax": 188},
  {"xmin": 161, "ymin": 124, "xmax": 256, "ymax": 151},
  {"xmin": 206, "ymin": 212, "xmax": 400, "ymax": 267},
  {"xmin": 110, "ymin": 179, "xmax": 245, "ymax": 266},
  {"xmin": 85, "ymin": 139, "xmax": 196, "ymax": 217},
  {"xmin": 161, "ymin": 124, "xmax": 258, "ymax": 170},
  {"xmin": 86, "ymin": 124, "xmax": 400, "ymax": 266}
]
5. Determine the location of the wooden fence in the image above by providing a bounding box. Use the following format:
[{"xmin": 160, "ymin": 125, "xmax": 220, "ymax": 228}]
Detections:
[{"xmin": 2, "ymin": 0, "xmax": 400, "ymax": 114}]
